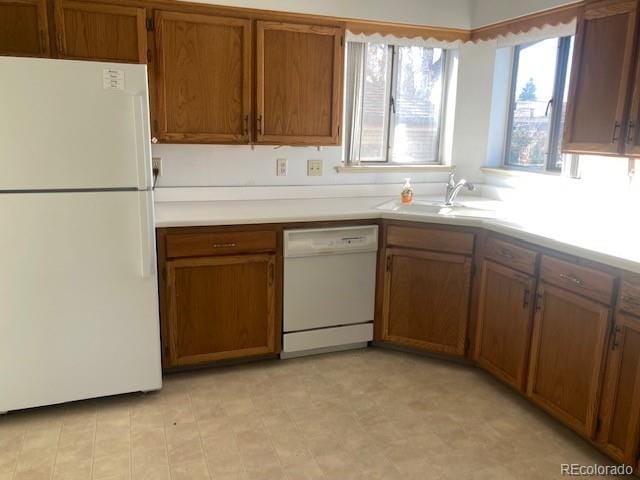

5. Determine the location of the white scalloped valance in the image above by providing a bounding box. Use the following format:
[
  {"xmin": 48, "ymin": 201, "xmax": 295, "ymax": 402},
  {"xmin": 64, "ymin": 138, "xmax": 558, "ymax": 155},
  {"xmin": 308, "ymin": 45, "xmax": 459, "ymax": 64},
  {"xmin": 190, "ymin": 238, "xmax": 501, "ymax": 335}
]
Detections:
[
  {"xmin": 493, "ymin": 18, "xmax": 577, "ymax": 47},
  {"xmin": 346, "ymin": 30, "xmax": 463, "ymax": 49}
]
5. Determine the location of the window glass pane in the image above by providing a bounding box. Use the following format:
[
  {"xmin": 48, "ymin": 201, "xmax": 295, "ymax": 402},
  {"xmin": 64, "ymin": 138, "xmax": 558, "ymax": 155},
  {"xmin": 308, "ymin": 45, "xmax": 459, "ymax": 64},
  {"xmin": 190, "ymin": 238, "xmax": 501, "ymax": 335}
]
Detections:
[
  {"xmin": 507, "ymin": 38, "xmax": 559, "ymax": 168},
  {"xmin": 391, "ymin": 46, "xmax": 444, "ymax": 164},
  {"xmin": 359, "ymin": 43, "xmax": 390, "ymax": 161}
]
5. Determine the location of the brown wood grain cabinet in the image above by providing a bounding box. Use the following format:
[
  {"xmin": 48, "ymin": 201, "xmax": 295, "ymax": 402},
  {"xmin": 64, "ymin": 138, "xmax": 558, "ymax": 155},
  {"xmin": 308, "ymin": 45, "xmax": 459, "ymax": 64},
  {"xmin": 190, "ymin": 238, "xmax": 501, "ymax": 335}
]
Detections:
[
  {"xmin": 563, "ymin": 0, "xmax": 640, "ymax": 155},
  {"xmin": 256, "ymin": 21, "xmax": 343, "ymax": 145},
  {"xmin": 0, "ymin": 0, "xmax": 50, "ymax": 57},
  {"xmin": 53, "ymin": 0, "xmax": 147, "ymax": 63},
  {"xmin": 381, "ymin": 247, "xmax": 472, "ymax": 356},
  {"xmin": 153, "ymin": 11, "xmax": 252, "ymax": 143},
  {"xmin": 158, "ymin": 227, "xmax": 281, "ymax": 368},
  {"xmin": 474, "ymin": 260, "xmax": 536, "ymax": 392},
  {"xmin": 164, "ymin": 254, "xmax": 278, "ymax": 367},
  {"xmin": 597, "ymin": 311, "xmax": 640, "ymax": 465},
  {"xmin": 527, "ymin": 282, "xmax": 611, "ymax": 437}
]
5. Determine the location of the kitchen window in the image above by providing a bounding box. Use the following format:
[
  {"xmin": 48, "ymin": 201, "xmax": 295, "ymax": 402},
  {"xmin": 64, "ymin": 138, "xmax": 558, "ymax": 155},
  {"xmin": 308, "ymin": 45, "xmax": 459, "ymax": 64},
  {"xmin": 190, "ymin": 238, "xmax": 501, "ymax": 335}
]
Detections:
[
  {"xmin": 504, "ymin": 36, "xmax": 576, "ymax": 173},
  {"xmin": 343, "ymin": 42, "xmax": 447, "ymax": 165}
]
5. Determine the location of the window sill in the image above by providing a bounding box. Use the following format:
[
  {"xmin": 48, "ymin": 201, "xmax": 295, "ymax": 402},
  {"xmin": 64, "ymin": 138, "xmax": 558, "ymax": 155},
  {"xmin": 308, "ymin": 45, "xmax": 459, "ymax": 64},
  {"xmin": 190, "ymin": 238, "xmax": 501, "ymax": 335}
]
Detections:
[
  {"xmin": 480, "ymin": 167, "xmax": 580, "ymax": 181},
  {"xmin": 336, "ymin": 164, "xmax": 454, "ymax": 173}
]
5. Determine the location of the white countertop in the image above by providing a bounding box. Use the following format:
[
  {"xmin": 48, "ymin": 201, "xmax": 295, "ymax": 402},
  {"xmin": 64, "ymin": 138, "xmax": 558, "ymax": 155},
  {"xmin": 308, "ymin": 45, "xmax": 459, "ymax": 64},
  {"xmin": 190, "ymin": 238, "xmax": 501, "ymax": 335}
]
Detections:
[{"xmin": 155, "ymin": 195, "xmax": 640, "ymax": 274}]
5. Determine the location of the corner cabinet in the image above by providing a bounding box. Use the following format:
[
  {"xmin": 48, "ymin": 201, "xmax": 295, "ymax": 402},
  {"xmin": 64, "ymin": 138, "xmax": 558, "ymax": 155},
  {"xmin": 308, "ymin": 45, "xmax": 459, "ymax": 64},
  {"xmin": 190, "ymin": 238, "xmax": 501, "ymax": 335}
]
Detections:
[
  {"xmin": 563, "ymin": 0, "xmax": 640, "ymax": 155},
  {"xmin": 256, "ymin": 21, "xmax": 343, "ymax": 145},
  {"xmin": 153, "ymin": 11, "xmax": 252, "ymax": 143},
  {"xmin": 597, "ymin": 280, "xmax": 640, "ymax": 465},
  {"xmin": 380, "ymin": 225, "xmax": 475, "ymax": 356},
  {"xmin": 527, "ymin": 256, "xmax": 615, "ymax": 437},
  {"xmin": 0, "ymin": 0, "xmax": 50, "ymax": 57},
  {"xmin": 157, "ymin": 228, "xmax": 281, "ymax": 368},
  {"xmin": 53, "ymin": 0, "xmax": 147, "ymax": 63}
]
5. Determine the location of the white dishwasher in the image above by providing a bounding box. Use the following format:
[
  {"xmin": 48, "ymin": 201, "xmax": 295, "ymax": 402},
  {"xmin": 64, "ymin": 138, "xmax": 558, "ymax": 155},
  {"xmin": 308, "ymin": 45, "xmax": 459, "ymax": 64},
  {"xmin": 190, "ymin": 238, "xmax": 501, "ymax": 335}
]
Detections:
[{"xmin": 282, "ymin": 225, "xmax": 378, "ymax": 358}]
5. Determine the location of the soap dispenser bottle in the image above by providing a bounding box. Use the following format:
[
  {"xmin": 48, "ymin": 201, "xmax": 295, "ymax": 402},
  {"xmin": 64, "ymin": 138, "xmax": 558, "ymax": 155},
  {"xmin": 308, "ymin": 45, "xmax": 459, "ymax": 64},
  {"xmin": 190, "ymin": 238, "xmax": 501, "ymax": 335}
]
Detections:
[{"xmin": 401, "ymin": 178, "xmax": 414, "ymax": 205}]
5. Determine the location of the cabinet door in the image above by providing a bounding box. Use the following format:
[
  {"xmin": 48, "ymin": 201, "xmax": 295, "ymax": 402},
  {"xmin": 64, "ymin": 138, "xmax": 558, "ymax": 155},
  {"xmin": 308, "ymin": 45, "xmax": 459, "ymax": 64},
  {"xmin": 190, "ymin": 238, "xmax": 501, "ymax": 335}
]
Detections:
[
  {"xmin": 474, "ymin": 260, "xmax": 536, "ymax": 392},
  {"xmin": 54, "ymin": 0, "xmax": 146, "ymax": 63},
  {"xmin": 256, "ymin": 21, "xmax": 343, "ymax": 145},
  {"xmin": 381, "ymin": 248, "xmax": 472, "ymax": 356},
  {"xmin": 527, "ymin": 283, "xmax": 611, "ymax": 437},
  {"xmin": 563, "ymin": 0, "xmax": 639, "ymax": 155},
  {"xmin": 624, "ymin": 46, "xmax": 640, "ymax": 156},
  {"xmin": 165, "ymin": 254, "xmax": 277, "ymax": 367},
  {"xmin": 0, "ymin": 0, "xmax": 49, "ymax": 57},
  {"xmin": 597, "ymin": 312, "xmax": 640, "ymax": 464},
  {"xmin": 154, "ymin": 11, "xmax": 251, "ymax": 143}
]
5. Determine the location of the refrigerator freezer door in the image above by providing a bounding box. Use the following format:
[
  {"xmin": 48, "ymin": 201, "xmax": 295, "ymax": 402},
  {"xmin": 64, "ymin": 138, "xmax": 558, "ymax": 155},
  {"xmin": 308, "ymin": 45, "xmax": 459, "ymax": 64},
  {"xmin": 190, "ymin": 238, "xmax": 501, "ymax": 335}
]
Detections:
[
  {"xmin": 0, "ymin": 191, "xmax": 162, "ymax": 412},
  {"xmin": 0, "ymin": 57, "xmax": 152, "ymax": 191}
]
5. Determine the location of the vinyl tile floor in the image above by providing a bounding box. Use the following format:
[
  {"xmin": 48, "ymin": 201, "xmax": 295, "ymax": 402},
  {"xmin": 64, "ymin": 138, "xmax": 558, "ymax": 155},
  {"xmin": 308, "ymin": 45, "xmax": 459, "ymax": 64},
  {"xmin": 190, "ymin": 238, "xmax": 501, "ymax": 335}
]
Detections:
[{"xmin": 0, "ymin": 348, "xmax": 622, "ymax": 480}]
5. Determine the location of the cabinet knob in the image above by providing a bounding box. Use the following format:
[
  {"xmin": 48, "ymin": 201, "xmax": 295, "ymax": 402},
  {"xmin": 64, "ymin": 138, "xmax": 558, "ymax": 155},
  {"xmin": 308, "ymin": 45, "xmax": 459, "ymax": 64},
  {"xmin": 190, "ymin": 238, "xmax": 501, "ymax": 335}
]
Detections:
[{"xmin": 151, "ymin": 137, "xmax": 158, "ymax": 144}]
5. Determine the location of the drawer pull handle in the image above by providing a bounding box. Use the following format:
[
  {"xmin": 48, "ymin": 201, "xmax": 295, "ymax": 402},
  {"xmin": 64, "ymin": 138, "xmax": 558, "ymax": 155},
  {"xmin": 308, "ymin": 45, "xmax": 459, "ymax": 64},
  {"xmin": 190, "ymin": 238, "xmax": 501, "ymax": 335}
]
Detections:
[
  {"xmin": 496, "ymin": 248, "xmax": 514, "ymax": 259},
  {"xmin": 212, "ymin": 243, "xmax": 237, "ymax": 248},
  {"xmin": 612, "ymin": 325, "xmax": 621, "ymax": 350},
  {"xmin": 559, "ymin": 273, "xmax": 584, "ymax": 286}
]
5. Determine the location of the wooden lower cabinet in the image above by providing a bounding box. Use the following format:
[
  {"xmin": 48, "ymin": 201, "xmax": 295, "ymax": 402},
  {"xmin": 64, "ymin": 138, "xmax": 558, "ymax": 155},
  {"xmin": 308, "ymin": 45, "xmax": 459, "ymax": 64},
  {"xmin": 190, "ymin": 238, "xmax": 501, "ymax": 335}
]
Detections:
[
  {"xmin": 164, "ymin": 253, "xmax": 278, "ymax": 367},
  {"xmin": 597, "ymin": 311, "xmax": 640, "ymax": 465},
  {"xmin": 474, "ymin": 260, "xmax": 536, "ymax": 392},
  {"xmin": 527, "ymin": 283, "xmax": 611, "ymax": 437},
  {"xmin": 381, "ymin": 247, "xmax": 472, "ymax": 356}
]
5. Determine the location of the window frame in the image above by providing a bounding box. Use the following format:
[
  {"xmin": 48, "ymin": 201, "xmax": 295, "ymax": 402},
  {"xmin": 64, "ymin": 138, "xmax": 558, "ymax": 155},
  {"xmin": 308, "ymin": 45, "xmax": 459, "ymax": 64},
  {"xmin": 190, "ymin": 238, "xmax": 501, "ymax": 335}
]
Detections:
[
  {"xmin": 503, "ymin": 36, "xmax": 573, "ymax": 174},
  {"xmin": 353, "ymin": 43, "xmax": 448, "ymax": 165}
]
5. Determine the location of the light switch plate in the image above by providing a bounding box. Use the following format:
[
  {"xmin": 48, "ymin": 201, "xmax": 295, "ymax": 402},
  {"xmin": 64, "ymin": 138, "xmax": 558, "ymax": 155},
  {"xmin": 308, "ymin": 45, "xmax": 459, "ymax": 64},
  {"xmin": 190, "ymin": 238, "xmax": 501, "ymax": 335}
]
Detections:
[
  {"xmin": 307, "ymin": 159, "xmax": 323, "ymax": 176},
  {"xmin": 276, "ymin": 158, "xmax": 287, "ymax": 176}
]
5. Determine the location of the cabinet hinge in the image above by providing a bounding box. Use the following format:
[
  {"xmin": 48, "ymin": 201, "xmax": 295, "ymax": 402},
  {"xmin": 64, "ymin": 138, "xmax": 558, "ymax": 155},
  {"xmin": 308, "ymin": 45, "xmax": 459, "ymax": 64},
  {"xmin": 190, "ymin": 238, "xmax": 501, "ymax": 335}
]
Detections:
[
  {"xmin": 386, "ymin": 256, "xmax": 392, "ymax": 272},
  {"xmin": 146, "ymin": 18, "xmax": 154, "ymax": 31},
  {"xmin": 146, "ymin": 49, "xmax": 152, "ymax": 62},
  {"xmin": 465, "ymin": 337, "xmax": 470, "ymax": 352},
  {"xmin": 595, "ymin": 417, "xmax": 602, "ymax": 434},
  {"xmin": 153, "ymin": 120, "xmax": 159, "ymax": 133},
  {"xmin": 341, "ymin": 36, "xmax": 344, "ymax": 47},
  {"xmin": 470, "ymin": 263, "xmax": 477, "ymax": 277}
]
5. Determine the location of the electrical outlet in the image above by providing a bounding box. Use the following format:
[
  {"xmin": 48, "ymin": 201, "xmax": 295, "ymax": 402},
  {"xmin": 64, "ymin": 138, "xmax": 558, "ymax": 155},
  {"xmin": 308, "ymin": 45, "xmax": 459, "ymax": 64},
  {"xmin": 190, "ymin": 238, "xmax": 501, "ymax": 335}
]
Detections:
[
  {"xmin": 276, "ymin": 158, "xmax": 287, "ymax": 176},
  {"xmin": 152, "ymin": 157, "xmax": 163, "ymax": 177},
  {"xmin": 307, "ymin": 159, "xmax": 323, "ymax": 176}
]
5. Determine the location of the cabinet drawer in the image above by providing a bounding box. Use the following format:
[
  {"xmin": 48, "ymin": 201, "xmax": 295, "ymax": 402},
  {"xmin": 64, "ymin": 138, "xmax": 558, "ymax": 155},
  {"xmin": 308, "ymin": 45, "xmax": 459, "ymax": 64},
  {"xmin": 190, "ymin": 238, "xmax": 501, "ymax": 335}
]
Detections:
[
  {"xmin": 540, "ymin": 256, "xmax": 615, "ymax": 305},
  {"xmin": 166, "ymin": 230, "xmax": 277, "ymax": 258},
  {"xmin": 484, "ymin": 237, "xmax": 538, "ymax": 275},
  {"xmin": 386, "ymin": 225, "xmax": 474, "ymax": 255},
  {"xmin": 619, "ymin": 281, "xmax": 640, "ymax": 316}
]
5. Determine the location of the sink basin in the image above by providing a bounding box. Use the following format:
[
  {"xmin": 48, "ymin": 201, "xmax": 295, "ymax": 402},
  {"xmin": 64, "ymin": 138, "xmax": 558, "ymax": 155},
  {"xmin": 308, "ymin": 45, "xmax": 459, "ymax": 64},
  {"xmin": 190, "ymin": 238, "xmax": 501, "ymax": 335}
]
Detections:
[{"xmin": 376, "ymin": 198, "xmax": 503, "ymax": 219}]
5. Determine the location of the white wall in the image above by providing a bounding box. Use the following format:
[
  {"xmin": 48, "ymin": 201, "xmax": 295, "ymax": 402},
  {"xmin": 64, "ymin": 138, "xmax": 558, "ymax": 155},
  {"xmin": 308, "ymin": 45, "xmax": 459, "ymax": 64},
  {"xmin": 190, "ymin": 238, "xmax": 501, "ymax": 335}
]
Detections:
[
  {"xmin": 470, "ymin": 0, "xmax": 579, "ymax": 28},
  {"xmin": 184, "ymin": 0, "xmax": 473, "ymax": 28}
]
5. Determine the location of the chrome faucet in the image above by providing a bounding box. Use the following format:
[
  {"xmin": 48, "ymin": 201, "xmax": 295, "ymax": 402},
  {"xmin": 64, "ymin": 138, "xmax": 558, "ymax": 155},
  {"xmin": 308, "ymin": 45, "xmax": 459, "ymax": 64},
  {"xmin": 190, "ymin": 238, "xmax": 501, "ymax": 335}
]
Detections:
[{"xmin": 444, "ymin": 172, "xmax": 475, "ymax": 206}]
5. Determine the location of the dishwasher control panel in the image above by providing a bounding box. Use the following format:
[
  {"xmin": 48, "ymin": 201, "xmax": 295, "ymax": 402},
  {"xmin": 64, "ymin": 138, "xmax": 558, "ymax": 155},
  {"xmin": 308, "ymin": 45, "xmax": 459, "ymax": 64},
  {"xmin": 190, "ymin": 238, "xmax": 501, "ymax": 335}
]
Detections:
[{"xmin": 284, "ymin": 225, "xmax": 378, "ymax": 257}]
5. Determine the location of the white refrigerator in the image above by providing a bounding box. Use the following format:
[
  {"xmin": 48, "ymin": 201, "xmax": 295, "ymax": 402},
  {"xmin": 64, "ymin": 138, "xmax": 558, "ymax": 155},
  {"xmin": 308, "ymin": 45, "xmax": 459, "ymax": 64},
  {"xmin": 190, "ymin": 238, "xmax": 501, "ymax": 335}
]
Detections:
[{"xmin": 0, "ymin": 57, "xmax": 162, "ymax": 413}]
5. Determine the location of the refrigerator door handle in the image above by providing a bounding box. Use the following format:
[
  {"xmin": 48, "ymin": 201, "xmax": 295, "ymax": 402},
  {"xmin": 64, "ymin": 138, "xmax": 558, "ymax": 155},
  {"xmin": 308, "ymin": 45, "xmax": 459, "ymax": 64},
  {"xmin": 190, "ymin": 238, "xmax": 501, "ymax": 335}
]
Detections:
[
  {"xmin": 133, "ymin": 93, "xmax": 152, "ymax": 190},
  {"xmin": 138, "ymin": 192, "xmax": 155, "ymax": 278}
]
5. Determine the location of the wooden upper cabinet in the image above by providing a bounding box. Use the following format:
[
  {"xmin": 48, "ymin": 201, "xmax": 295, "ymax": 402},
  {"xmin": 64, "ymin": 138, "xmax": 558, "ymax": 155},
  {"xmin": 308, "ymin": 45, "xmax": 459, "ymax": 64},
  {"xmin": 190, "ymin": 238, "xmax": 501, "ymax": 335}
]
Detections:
[
  {"xmin": 0, "ymin": 0, "xmax": 50, "ymax": 57},
  {"xmin": 563, "ymin": 0, "xmax": 639, "ymax": 155},
  {"xmin": 624, "ymin": 43, "xmax": 640, "ymax": 155},
  {"xmin": 597, "ymin": 311, "xmax": 640, "ymax": 465},
  {"xmin": 381, "ymin": 247, "xmax": 472, "ymax": 356},
  {"xmin": 256, "ymin": 21, "xmax": 343, "ymax": 145},
  {"xmin": 164, "ymin": 254, "xmax": 278, "ymax": 367},
  {"xmin": 53, "ymin": 0, "xmax": 147, "ymax": 63},
  {"xmin": 154, "ymin": 11, "xmax": 251, "ymax": 143},
  {"xmin": 527, "ymin": 283, "xmax": 611, "ymax": 437},
  {"xmin": 474, "ymin": 260, "xmax": 536, "ymax": 392}
]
